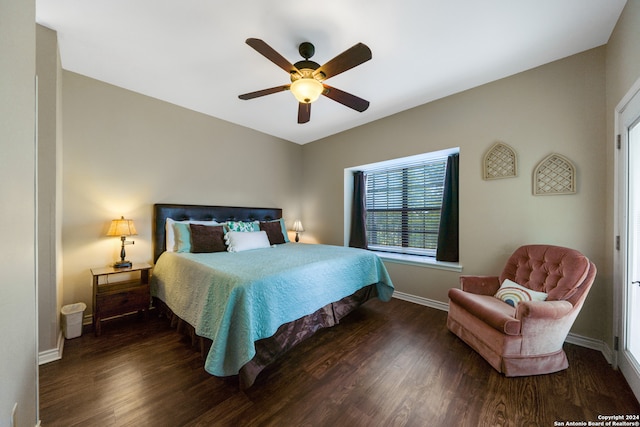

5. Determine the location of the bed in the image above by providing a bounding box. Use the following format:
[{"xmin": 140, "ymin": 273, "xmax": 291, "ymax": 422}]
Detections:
[{"xmin": 150, "ymin": 203, "xmax": 394, "ymax": 388}]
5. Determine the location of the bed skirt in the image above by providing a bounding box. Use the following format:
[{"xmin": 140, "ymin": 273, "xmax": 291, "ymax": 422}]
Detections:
[{"xmin": 153, "ymin": 283, "xmax": 378, "ymax": 389}]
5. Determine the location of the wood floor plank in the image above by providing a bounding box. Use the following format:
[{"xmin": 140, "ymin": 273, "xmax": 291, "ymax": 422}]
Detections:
[{"xmin": 40, "ymin": 298, "xmax": 640, "ymax": 426}]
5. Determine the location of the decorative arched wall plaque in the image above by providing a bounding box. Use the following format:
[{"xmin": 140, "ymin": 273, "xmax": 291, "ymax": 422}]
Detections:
[
  {"xmin": 533, "ymin": 153, "xmax": 576, "ymax": 195},
  {"xmin": 483, "ymin": 142, "xmax": 517, "ymax": 180}
]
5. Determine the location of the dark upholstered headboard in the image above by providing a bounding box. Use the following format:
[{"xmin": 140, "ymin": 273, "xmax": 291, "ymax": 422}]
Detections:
[{"xmin": 153, "ymin": 203, "xmax": 283, "ymax": 263}]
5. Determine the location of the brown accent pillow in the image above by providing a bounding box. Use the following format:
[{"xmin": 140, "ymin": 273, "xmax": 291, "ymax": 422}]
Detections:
[
  {"xmin": 259, "ymin": 221, "xmax": 286, "ymax": 245},
  {"xmin": 189, "ymin": 224, "xmax": 226, "ymax": 253}
]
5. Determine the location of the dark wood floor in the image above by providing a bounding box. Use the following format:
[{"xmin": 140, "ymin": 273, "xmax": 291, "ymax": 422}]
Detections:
[{"xmin": 40, "ymin": 298, "xmax": 640, "ymax": 427}]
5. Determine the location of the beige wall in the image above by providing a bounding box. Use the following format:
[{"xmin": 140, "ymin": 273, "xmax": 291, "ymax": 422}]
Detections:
[
  {"xmin": 302, "ymin": 47, "xmax": 607, "ymax": 340},
  {"xmin": 61, "ymin": 72, "xmax": 303, "ymax": 311},
  {"xmin": 37, "ymin": 24, "xmax": 63, "ymax": 356},
  {"xmin": 605, "ymin": 0, "xmax": 640, "ymax": 348},
  {"xmin": 606, "ymin": 0, "xmax": 640, "ymax": 108},
  {"xmin": 0, "ymin": 0, "xmax": 38, "ymax": 424}
]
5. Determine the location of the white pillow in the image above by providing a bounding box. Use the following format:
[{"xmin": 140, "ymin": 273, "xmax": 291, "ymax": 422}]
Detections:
[
  {"xmin": 494, "ymin": 279, "xmax": 548, "ymax": 307},
  {"xmin": 165, "ymin": 218, "xmax": 220, "ymax": 252},
  {"xmin": 225, "ymin": 231, "xmax": 271, "ymax": 253}
]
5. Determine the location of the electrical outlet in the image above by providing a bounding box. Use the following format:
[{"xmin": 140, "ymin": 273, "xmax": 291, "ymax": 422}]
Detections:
[{"xmin": 11, "ymin": 402, "xmax": 17, "ymax": 427}]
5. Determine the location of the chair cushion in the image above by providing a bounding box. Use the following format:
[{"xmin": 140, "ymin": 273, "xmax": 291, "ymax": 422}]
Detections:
[
  {"xmin": 448, "ymin": 288, "xmax": 521, "ymax": 335},
  {"xmin": 500, "ymin": 245, "xmax": 590, "ymax": 302}
]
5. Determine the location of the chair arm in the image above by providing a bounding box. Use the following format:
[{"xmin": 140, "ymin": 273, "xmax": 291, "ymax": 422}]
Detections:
[
  {"xmin": 515, "ymin": 300, "xmax": 576, "ymax": 355},
  {"xmin": 459, "ymin": 276, "xmax": 500, "ymax": 296},
  {"xmin": 515, "ymin": 300, "xmax": 573, "ymax": 320}
]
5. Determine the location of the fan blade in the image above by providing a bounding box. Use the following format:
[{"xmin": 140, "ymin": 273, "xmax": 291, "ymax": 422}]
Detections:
[
  {"xmin": 313, "ymin": 43, "xmax": 372, "ymax": 80},
  {"xmin": 245, "ymin": 38, "xmax": 300, "ymax": 76},
  {"xmin": 322, "ymin": 85, "xmax": 369, "ymax": 112},
  {"xmin": 298, "ymin": 103, "xmax": 311, "ymax": 124},
  {"xmin": 238, "ymin": 85, "xmax": 290, "ymax": 100}
]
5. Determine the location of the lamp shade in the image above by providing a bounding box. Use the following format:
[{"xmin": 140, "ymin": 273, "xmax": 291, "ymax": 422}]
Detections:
[
  {"xmin": 290, "ymin": 78, "xmax": 323, "ymax": 104},
  {"xmin": 106, "ymin": 216, "xmax": 137, "ymax": 237},
  {"xmin": 292, "ymin": 220, "xmax": 304, "ymax": 233}
]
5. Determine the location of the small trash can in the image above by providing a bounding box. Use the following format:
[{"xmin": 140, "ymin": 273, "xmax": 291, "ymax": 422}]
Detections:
[{"xmin": 61, "ymin": 302, "xmax": 87, "ymax": 339}]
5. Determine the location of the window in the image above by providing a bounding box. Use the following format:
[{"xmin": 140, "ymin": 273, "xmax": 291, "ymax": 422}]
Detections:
[
  {"xmin": 365, "ymin": 159, "xmax": 446, "ymax": 256},
  {"xmin": 365, "ymin": 156, "xmax": 448, "ymax": 257}
]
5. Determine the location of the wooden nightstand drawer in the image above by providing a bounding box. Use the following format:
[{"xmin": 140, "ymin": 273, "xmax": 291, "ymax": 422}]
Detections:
[
  {"xmin": 91, "ymin": 263, "xmax": 152, "ymax": 336},
  {"xmin": 96, "ymin": 284, "xmax": 150, "ymax": 318}
]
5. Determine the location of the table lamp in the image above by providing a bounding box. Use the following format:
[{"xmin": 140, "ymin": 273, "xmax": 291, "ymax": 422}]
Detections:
[
  {"xmin": 106, "ymin": 216, "xmax": 137, "ymax": 268},
  {"xmin": 292, "ymin": 220, "xmax": 304, "ymax": 243}
]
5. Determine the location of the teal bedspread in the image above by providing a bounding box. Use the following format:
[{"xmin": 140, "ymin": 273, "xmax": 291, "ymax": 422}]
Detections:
[{"xmin": 151, "ymin": 243, "xmax": 394, "ymax": 377}]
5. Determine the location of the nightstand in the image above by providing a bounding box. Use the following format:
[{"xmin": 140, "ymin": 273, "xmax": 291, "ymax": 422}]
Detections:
[{"xmin": 91, "ymin": 263, "xmax": 152, "ymax": 336}]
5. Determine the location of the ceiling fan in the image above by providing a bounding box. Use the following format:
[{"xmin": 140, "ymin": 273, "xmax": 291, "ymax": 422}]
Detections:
[{"xmin": 238, "ymin": 38, "xmax": 372, "ymax": 124}]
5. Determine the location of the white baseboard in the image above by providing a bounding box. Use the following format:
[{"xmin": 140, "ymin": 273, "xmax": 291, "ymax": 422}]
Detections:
[
  {"xmin": 565, "ymin": 333, "xmax": 614, "ymax": 364},
  {"xmin": 38, "ymin": 315, "xmax": 93, "ymax": 365},
  {"xmin": 392, "ymin": 291, "xmax": 449, "ymax": 312},
  {"xmin": 391, "ymin": 291, "xmax": 612, "ymax": 363},
  {"xmin": 565, "ymin": 332, "xmax": 603, "ymax": 352},
  {"xmin": 38, "ymin": 330, "xmax": 64, "ymax": 365},
  {"xmin": 602, "ymin": 342, "xmax": 614, "ymax": 365}
]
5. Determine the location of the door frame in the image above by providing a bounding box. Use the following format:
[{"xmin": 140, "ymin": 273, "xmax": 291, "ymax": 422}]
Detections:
[{"xmin": 614, "ymin": 76, "xmax": 640, "ymax": 402}]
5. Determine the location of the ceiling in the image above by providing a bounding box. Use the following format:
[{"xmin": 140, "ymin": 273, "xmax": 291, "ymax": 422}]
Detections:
[{"xmin": 35, "ymin": 0, "xmax": 626, "ymax": 145}]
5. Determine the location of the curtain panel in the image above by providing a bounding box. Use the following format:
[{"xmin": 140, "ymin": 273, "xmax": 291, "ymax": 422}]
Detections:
[
  {"xmin": 349, "ymin": 171, "xmax": 368, "ymax": 249},
  {"xmin": 436, "ymin": 153, "xmax": 459, "ymax": 262}
]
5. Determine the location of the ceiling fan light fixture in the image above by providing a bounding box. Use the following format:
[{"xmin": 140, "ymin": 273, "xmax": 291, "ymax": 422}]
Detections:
[
  {"xmin": 239, "ymin": 39, "xmax": 372, "ymax": 122},
  {"xmin": 290, "ymin": 78, "xmax": 323, "ymax": 104}
]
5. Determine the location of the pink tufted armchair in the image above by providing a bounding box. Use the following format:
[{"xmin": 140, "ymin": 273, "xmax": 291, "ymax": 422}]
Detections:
[{"xmin": 447, "ymin": 245, "xmax": 596, "ymax": 376}]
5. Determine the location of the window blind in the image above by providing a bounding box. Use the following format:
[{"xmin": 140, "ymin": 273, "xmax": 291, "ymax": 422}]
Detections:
[{"xmin": 365, "ymin": 157, "xmax": 447, "ymax": 256}]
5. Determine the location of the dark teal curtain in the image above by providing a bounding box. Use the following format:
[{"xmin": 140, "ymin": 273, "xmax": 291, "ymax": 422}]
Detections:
[
  {"xmin": 349, "ymin": 171, "xmax": 368, "ymax": 249},
  {"xmin": 436, "ymin": 153, "xmax": 459, "ymax": 262}
]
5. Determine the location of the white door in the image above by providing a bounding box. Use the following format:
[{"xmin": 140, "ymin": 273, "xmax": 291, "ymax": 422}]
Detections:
[{"xmin": 616, "ymin": 81, "xmax": 640, "ymax": 402}]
